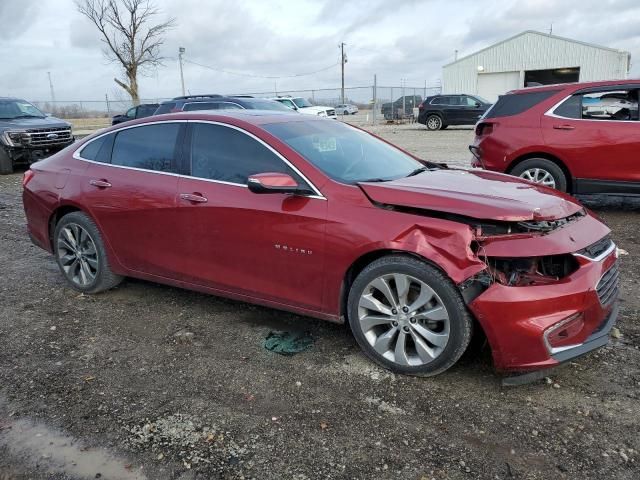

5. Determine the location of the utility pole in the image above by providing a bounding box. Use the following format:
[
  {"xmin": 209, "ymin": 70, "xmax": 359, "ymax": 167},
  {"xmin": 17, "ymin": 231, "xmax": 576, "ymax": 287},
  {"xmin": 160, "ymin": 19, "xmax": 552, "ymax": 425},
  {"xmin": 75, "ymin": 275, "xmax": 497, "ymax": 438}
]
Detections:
[
  {"xmin": 401, "ymin": 78, "xmax": 406, "ymax": 116},
  {"xmin": 340, "ymin": 42, "xmax": 346, "ymax": 104},
  {"xmin": 372, "ymin": 74, "xmax": 377, "ymax": 125},
  {"xmin": 178, "ymin": 47, "xmax": 186, "ymax": 96},
  {"xmin": 47, "ymin": 71, "xmax": 56, "ymax": 103},
  {"xmin": 454, "ymin": 49, "xmax": 458, "ymax": 62},
  {"xmin": 549, "ymin": 23, "xmax": 553, "ymax": 35}
]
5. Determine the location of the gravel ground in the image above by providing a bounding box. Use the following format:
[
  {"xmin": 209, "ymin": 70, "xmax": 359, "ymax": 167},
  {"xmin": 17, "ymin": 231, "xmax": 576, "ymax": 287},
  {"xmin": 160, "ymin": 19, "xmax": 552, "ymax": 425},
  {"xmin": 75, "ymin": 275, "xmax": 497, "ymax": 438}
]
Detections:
[{"xmin": 1, "ymin": 125, "xmax": 639, "ymax": 479}]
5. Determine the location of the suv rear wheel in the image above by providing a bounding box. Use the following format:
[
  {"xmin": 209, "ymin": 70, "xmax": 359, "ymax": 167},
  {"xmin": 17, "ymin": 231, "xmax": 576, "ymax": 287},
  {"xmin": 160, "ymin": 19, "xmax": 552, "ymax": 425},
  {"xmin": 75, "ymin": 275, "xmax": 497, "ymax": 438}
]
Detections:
[
  {"xmin": 425, "ymin": 114, "xmax": 443, "ymax": 131},
  {"xmin": 511, "ymin": 158, "xmax": 567, "ymax": 192},
  {"xmin": 347, "ymin": 255, "xmax": 472, "ymax": 376}
]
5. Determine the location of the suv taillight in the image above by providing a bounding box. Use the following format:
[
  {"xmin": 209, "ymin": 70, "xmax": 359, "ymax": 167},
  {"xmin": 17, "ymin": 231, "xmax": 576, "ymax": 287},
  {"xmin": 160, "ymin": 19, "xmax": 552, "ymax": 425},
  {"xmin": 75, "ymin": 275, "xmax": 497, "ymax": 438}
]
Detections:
[
  {"xmin": 23, "ymin": 169, "xmax": 35, "ymax": 187},
  {"xmin": 418, "ymin": 102, "xmax": 425, "ymax": 110},
  {"xmin": 475, "ymin": 122, "xmax": 494, "ymax": 136}
]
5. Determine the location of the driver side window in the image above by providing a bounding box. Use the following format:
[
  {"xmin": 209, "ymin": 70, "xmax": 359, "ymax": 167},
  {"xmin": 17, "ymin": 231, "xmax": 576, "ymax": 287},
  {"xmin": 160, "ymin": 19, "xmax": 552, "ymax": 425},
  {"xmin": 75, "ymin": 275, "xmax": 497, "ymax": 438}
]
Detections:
[
  {"xmin": 126, "ymin": 107, "xmax": 136, "ymax": 118},
  {"xmin": 188, "ymin": 123, "xmax": 305, "ymax": 185}
]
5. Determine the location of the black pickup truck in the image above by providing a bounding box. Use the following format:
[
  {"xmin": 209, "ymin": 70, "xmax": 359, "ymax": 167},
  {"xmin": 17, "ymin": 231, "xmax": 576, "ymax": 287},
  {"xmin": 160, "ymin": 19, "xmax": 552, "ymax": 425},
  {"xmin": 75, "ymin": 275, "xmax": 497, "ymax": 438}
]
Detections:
[{"xmin": 0, "ymin": 97, "xmax": 74, "ymax": 174}]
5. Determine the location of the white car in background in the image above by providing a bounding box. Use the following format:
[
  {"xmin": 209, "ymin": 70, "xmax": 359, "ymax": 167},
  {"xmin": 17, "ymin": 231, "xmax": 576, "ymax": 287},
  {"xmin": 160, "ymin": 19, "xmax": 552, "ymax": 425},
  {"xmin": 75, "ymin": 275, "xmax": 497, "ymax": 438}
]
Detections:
[
  {"xmin": 271, "ymin": 96, "xmax": 337, "ymax": 119},
  {"xmin": 335, "ymin": 104, "xmax": 358, "ymax": 115}
]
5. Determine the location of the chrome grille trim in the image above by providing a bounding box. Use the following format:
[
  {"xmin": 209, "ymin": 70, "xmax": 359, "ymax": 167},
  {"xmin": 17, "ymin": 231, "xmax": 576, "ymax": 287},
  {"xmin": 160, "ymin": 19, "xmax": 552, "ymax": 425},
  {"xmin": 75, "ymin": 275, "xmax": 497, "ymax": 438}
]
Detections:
[{"xmin": 596, "ymin": 261, "xmax": 619, "ymax": 306}]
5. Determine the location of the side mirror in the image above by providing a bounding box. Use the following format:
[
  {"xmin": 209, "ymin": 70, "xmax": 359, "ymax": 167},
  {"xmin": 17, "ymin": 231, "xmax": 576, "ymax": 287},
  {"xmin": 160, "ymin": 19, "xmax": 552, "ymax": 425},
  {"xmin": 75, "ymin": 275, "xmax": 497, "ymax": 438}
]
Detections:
[
  {"xmin": 247, "ymin": 172, "xmax": 309, "ymax": 195},
  {"xmin": 474, "ymin": 102, "xmax": 481, "ymax": 107}
]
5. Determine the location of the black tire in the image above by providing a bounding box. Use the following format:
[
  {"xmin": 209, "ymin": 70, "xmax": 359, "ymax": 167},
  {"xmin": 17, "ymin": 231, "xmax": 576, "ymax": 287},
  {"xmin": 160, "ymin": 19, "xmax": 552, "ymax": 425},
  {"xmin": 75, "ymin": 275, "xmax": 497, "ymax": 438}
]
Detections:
[
  {"xmin": 53, "ymin": 211, "xmax": 123, "ymax": 293},
  {"xmin": 347, "ymin": 255, "xmax": 473, "ymax": 376},
  {"xmin": 0, "ymin": 148, "xmax": 13, "ymax": 175},
  {"xmin": 425, "ymin": 114, "xmax": 443, "ymax": 131},
  {"xmin": 510, "ymin": 158, "xmax": 568, "ymax": 192}
]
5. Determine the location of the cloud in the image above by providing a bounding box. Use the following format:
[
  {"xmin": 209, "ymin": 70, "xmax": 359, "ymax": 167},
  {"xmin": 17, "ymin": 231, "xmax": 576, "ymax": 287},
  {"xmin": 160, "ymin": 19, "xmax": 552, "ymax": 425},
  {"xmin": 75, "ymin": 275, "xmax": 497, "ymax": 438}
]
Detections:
[{"xmin": 1, "ymin": 0, "xmax": 639, "ymax": 102}]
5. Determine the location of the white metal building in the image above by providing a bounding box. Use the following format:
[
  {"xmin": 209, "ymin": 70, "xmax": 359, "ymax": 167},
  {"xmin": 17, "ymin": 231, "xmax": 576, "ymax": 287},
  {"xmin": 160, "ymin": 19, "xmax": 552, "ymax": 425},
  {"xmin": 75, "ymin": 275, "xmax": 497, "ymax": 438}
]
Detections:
[{"xmin": 442, "ymin": 30, "xmax": 631, "ymax": 102}]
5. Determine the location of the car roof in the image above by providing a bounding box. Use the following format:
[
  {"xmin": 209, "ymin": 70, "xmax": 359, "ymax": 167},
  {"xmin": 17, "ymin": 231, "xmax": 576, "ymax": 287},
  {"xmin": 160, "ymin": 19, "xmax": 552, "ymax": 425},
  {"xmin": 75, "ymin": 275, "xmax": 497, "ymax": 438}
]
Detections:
[
  {"xmin": 508, "ymin": 79, "xmax": 640, "ymax": 95},
  {"xmin": 119, "ymin": 109, "xmax": 318, "ymax": 127}
]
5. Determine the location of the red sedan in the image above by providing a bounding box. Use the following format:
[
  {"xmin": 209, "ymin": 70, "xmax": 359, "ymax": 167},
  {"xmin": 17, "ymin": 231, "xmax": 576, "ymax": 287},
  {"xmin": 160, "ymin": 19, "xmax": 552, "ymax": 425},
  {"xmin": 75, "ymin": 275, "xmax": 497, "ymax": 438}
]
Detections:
[{"xmin": 22, "ymin": 110, "xmax": 619, "ymax": 377}]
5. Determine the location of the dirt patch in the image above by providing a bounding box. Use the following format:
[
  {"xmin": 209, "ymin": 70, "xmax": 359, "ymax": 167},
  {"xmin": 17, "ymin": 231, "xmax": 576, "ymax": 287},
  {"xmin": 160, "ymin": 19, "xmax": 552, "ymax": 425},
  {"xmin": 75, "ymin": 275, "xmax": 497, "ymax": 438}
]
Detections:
[{"xmin": 1, "ymin": 131, "xmax": 639, "ymax": 479}]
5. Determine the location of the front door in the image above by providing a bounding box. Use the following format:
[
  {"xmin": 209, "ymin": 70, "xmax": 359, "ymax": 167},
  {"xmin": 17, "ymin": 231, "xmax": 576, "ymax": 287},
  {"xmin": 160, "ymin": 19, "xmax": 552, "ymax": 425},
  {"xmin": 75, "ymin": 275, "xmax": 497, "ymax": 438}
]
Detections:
[{"xmin": 176, "ymin": 122, "xmax": 328, "ymax": 310}]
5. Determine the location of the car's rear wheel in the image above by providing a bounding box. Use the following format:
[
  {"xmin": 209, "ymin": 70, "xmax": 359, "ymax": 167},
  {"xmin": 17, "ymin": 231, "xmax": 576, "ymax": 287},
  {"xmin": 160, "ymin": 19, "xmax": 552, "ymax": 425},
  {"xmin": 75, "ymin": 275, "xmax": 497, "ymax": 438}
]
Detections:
[
  {"xmin": 425, "ymin": 114, "xmax": 443, "ymax": 131},
  {"xmin": 511, "ymin": 158, "xmax": 567, "ymax": 192},
  {"xmin": 53, "ymin": 211, "xmax": 123, "ymax": 293},
  {"xmin": 0, "ymin": 148, "xmax": 13, "ymax": 175},
  {"xmin": 347, "ymin": 255, "xmax": 472, "ymax": 376}
]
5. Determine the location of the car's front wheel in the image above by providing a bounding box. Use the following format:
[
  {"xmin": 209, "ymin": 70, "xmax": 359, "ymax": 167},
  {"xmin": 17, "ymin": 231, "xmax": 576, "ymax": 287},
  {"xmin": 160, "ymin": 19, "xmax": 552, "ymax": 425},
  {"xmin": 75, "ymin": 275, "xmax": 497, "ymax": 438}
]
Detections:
[
  {"xmin": 425, "ymin": 114, "xmax": 443, "ymax": 131},
  {"xmin": 510, "ymin": 158, "xmax": 568, "ymax": 192},
  {"xmin": 53, "ymin": 211, "xmax": 123, "ymax": 293},
  {"xmin": 347, "ymin": 255, "xmax": 472, "ymax": 376}
]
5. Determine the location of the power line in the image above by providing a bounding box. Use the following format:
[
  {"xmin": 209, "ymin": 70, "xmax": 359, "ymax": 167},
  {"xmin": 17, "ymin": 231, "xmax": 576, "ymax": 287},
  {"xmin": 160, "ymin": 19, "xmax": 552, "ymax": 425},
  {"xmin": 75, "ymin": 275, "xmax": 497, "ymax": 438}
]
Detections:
[{"xmin": 182, "ymin": 58, "xmax": 340, "ymax": 79}]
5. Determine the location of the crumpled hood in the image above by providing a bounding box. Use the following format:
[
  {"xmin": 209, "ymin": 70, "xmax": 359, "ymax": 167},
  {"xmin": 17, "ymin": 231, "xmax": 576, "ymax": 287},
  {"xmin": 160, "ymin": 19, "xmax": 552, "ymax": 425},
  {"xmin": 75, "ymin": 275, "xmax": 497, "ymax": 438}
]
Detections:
[
  {"xmin": 0, "ymin": 116, "xmax": 71, "ymax": 131},
  {"xmin": 359, "ymin": 169, "xmax": 583, "ymax": 221}
]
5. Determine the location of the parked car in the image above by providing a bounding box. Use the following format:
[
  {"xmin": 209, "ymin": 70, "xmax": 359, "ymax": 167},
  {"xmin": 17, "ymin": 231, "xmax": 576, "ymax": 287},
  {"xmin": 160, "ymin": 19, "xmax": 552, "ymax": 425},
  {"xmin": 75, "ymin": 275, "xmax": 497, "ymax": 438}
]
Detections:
[
  {"xmin": 335, "ymin": 104, "xmax": 358, "ymax": 115},
  {"xmin": 0, "ymin": 97, "xmax": 73, "ymax": 174},
  {"xmin": 470, "ymin": 80, "xmax": 640, "ymax": 195},
  {"xmin": 271, "ymin": 96, "xmax": 337, "ymax": 119},
  {"xmin": 154, "ymin": 95, "xmax": 292, "ymax": 114},
  {"xmin": 23, "ymin": 110, "xmax": 618, "ymax": 378},
  {"xmin": 111, "ymin": 103, "xmax": 159, "ymax": 125},
  {"xmin": 418, "ymin": 94, "xmax": 492, "ymax": 130},
  {"xmin": 381, "ymin": 95, "xmax": 422, "ymax": 120}
]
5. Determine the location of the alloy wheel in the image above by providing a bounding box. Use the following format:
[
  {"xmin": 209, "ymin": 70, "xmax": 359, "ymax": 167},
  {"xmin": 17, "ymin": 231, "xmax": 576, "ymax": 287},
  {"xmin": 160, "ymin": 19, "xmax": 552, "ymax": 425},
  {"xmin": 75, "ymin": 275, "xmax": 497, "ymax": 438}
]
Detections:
[
  {"xmin": 56, "ymin": 223, "xmax": 99, "ymax": 287},
  {"xmin": 357, "ymin": 273, "xmax": 450, "ymax": 366},
  {"xmin": 427, "ymin": 116, "xmax": 442, "ymax": 130},
  {"xmin": 519, "ymin": 168, "xmax": 556, "ymax": 188}
]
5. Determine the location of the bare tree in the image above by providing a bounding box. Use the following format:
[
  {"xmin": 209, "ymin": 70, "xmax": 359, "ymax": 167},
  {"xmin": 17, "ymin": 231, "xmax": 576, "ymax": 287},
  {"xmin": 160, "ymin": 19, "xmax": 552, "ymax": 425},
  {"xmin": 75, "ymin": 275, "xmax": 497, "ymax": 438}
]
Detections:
[{"xmin": 77, "ymin": 0, "xmax": 175, "ymax": 105}]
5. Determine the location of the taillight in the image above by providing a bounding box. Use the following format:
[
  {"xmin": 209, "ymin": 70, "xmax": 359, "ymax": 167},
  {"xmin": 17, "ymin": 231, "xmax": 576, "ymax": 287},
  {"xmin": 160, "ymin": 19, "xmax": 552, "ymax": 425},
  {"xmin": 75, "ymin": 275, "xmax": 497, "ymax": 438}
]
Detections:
[
  {"xmin": 418, "ymin": 102, "xmax": 425, "ymax": 110},
  {"xmin": 475, "ymin": 122, "xmax": 494, "ymax": 136},
  {"xmin": 22, "ymin": 169, "xmax": 35, "ymax": 187}
]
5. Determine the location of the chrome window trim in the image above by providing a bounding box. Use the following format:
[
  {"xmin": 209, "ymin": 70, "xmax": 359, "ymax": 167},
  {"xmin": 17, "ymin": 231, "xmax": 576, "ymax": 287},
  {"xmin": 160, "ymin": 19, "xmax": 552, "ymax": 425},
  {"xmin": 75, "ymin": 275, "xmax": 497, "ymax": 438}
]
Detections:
[
  {"xmin": 573, "ymin": 240, "xmax": 616, "ymax": 263},
  {"xmin": 71, "ymin": 119, "xmax": 326, "ymax": 200},
  {"xmin": 182, "ymin": 101, "xmax": 244, "ymax": 111},
  {"xmin": 545, "ymin": 94, "xmax": 639, "ymax": 123}
]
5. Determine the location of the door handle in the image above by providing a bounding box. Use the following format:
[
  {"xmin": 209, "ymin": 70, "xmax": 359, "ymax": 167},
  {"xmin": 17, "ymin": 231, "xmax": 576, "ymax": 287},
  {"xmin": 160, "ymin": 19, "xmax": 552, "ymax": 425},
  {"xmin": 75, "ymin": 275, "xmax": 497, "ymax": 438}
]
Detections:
[
  {"xmin": 179, "ymin": 193, "xmax": 208, "ymax": 203},
  {"xmin": 553, "ymin": 124, "xmax": 575, "ymax": 130},
  {"xmin": 89, "ymin": 179, "xmax": 112, "ymax": 188}
]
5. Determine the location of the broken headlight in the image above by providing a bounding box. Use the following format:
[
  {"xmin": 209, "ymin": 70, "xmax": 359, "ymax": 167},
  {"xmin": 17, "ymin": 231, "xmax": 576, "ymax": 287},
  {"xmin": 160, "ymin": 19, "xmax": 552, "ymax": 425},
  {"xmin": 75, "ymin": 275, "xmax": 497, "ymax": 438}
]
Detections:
[{"xmin": 487, "ymin": 254, "xmax": 579, "ymax": 287}]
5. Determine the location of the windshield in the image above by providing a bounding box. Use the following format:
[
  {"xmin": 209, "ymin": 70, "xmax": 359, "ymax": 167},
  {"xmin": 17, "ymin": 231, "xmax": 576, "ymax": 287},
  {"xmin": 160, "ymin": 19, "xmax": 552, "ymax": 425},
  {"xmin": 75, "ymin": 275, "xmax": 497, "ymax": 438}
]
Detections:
[
  {"xmin": 292, "ymin": 97, "xmax": 313, "ymax": 108},
  {"xmin": 247, "ymin": 100, "xmax": 293, "ymax": 111},
  {"xmin": 474, "ymin": 95, "xmax": 491, "ymax": 104},
  {"xmin": 0, "ymin": 99, "xmax": 45, "ymax": 119},
  {"xmin": 264, "ymin": 120, "xmax": 424, "ymax": 184}
]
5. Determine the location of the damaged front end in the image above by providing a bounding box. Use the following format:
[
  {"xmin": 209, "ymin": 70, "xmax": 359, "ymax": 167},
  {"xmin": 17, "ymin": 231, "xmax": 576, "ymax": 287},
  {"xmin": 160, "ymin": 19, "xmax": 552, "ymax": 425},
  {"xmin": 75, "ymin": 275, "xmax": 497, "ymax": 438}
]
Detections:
[{"xmin": 456, "ymin": 211, "xmax": 619, "ymax": 372}]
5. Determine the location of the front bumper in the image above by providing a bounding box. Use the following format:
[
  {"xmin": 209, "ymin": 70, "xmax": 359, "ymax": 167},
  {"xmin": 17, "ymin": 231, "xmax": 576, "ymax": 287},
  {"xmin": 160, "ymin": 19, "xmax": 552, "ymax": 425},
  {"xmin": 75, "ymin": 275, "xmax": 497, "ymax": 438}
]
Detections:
[
  {"xmin": 4, "ymin": 140, "xmax": 74, "ymax": 164},
  {"xmin": 468, "ymin": 238, "xmax": 619, "ymax": 372}
]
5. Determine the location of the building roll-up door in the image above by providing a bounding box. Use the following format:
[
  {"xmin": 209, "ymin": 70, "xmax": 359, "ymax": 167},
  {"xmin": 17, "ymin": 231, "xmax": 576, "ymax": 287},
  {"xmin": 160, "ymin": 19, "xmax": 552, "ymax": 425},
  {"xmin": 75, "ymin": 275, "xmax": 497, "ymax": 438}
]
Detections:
[{"xmin": 477, "ymin": 72, "xmax": 521, "ymax": 103}]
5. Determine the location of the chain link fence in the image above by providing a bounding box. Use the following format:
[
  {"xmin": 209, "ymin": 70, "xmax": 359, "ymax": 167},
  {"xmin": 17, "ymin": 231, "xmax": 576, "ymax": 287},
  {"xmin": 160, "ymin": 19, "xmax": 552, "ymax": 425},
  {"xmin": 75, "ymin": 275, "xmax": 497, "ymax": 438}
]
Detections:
[{"xmin": 31, "ymin": 81, "xmax": 441, "ymax": 128}]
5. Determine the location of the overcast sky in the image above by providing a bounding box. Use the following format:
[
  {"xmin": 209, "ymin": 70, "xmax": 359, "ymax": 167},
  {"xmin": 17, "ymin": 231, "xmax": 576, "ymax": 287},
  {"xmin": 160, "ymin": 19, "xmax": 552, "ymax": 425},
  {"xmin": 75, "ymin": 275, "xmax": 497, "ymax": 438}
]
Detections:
[{"xmin": 1, "ymin": 0, "xmax": 639, "ymax": 103}]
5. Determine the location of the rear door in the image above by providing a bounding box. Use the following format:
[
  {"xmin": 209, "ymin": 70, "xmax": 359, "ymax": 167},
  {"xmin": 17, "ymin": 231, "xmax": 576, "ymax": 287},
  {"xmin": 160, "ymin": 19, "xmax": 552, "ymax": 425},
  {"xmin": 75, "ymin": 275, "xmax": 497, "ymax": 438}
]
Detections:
[
  {"xmin": 542, "ymin": 87, "xmax": 640, "ymax": 190},
  {"xmin": 461, "ymin": 96, "xmax": 486, "ymax": 124},
  {"xmin": 80, "ymin": 122, "xmax": 185, "ymax": 278},
  {"xmin": 176, "ymin": 122, "xmax": 328, "ymax": 310}
]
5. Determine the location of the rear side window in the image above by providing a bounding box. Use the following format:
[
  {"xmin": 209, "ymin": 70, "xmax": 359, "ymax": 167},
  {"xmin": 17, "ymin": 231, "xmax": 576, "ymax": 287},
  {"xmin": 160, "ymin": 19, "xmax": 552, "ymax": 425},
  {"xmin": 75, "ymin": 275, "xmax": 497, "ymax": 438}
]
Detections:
[
  {"xmin": 553, "ymin": 89, "xmax": 639, "ymax": 121},
  {"xmin": 189, "ymin": 123, "xmax": 300, "ymax": 185},
  {"xmin": 183, "ymin": 102, "xmax": 219, "ymax": 111},
  {"xmin": 111, "ymin": 123, "xmax": 180, "ymax": 172},
  {"xmin": 485, "ymin": 90, "xmax": 560, "ymax": 119},
  {"xmin": 154, "ymin": 102, "xmax": 175, "ymax": 114},
  {"xmin": 78, "ymin": 133, "xmax": 114, "ymax": 163},
  {"xmin": 430, "ymin": 97, "xmax": 446, "ymax": 105}
]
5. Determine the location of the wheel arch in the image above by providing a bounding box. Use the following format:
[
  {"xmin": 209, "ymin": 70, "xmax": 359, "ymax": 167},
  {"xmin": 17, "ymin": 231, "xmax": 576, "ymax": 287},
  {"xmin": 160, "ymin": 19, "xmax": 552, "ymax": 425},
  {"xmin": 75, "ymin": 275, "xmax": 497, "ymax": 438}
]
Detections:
[
  {"xmin": 339, "ymin": 249, "xmax": 451, "ymax": 322},
  {"xmin": 48, "ymin": 204, "xmax": 83, "ymax": 251},
  {"xmin": 507, "ymin": 152, "xmax": 573, "ymax": 193}
]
